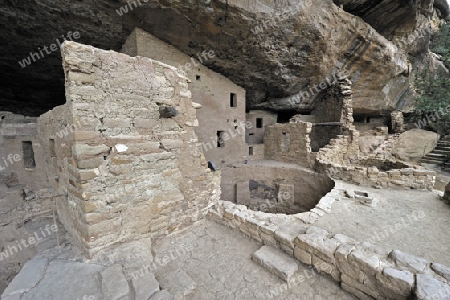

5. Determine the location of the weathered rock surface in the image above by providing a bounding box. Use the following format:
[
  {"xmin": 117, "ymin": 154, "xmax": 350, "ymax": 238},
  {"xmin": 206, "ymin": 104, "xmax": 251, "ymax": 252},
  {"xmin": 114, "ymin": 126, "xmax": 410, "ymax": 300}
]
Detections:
[
  {"xmin": 416, "ymin": 274, "xmax": 450, "ymax": 300},
  {"xmin": 392, "ymin": 129, "xmax": 440, "ymax": 161},
  {"xmin": 1, "ymin": 0, "xmax": 449, "ymax": 116},
  {"xmin": 443, "ymin": 182, "xmax": 450, "ymax": 201}
]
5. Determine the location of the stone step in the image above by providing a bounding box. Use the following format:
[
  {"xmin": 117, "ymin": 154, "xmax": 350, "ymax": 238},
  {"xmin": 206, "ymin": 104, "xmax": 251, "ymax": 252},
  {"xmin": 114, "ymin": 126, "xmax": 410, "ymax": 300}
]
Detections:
[
  {"xmin": 157, "ymin": 269, "xmax": 196, "ymax": 298},
  {"xmin": 421, "ymin": 154, "xmax": 446, "ymax": 160},
  {"xmin": 252, "ymin": 245, "xmax": 299, "ymax": 282},
  {"xmin": 420, "ymin": 158, "xmax": 445, "ymax": 164},
  {"xmin": 431, "ymin": 149, "xmax": 450, "ymax": 155},
  {"xmin": 434, "ymin": 146, "xmax": 450, "ymax": 151},
  {"xmin": 424, "ymin": 153, "xmax": 447, "ymax": 158}
]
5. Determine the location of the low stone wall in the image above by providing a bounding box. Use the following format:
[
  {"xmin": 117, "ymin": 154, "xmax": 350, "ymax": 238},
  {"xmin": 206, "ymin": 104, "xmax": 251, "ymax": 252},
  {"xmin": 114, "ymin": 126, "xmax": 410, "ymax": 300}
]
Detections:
[
  {"xmin": 316, "ymin": 133, "xmax": 436, "ymax": 190},
  {"xmin": 319, "ymin": 162, "xmax": 435, "ymax": 190},
  {"xmin": 208, "ymin": 195, "xmax": 450, "ymax": 299}
]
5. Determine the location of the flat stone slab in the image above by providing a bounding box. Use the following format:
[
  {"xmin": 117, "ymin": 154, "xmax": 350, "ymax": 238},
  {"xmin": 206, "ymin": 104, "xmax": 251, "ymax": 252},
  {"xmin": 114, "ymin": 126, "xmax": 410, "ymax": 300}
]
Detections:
[
  {"xmin": 132, "ymin": 271, "xmax": 160, "ymax": 300},
  {"xmin": 18, "ymin": 260, "xmax": 102, "ymax": 300},
  {"xmin": 2, "ymin": 257, "xmax": 48, "ymax": 298},
  {"xmin": 432, "ymin": 263, "xmax": 450, "ymax": 282},
  {"xmin": 416, "ymin": 274, "xmax": 450, "ymax": 300},
  {"xmin": 157, "ymin": 270, "xmax": 196, "ymax": 297},
  {"xmin": 101, "ymin": 264, "xmax": 131, "ymax": 300},
  {"xmin": 391, "ymin": 249, "xmax": 428, "ymax": 273},
  {"xmin": 252, "ymin": 245, "xmax": 299, "ymax": 282}
]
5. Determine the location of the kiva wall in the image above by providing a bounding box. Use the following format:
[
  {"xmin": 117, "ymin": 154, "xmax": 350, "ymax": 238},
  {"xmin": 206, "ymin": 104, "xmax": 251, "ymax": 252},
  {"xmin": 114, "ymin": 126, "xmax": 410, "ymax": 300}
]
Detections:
[
  {"xmin": 38, "ymin": 41, "xmax": 220, "ymax": 257},
  {"xmin": 221, "ymin": 163, "xmax": 334, "ymax": 210}
]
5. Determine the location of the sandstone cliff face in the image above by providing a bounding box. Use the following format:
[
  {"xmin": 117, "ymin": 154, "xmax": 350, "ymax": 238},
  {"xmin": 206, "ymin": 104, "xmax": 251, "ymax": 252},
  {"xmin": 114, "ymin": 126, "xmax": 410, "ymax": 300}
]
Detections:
[{"xmin": 0, "ymin": 0, "xmax": 448, "ymax": 116}]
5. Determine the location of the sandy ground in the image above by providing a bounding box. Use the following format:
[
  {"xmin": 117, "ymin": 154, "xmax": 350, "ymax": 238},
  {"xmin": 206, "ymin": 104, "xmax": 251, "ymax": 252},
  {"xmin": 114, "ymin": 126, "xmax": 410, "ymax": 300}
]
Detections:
[{"xmin": 315, "ymin": 180, "xmax": 450, "ymax": 266}]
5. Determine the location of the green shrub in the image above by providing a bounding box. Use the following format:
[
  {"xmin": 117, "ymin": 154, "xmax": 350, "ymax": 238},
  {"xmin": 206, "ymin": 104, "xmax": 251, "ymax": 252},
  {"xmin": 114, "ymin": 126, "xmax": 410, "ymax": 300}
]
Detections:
[{"xmin": 413, "ymin": 22, "xmax": 450, "ymax": 135}]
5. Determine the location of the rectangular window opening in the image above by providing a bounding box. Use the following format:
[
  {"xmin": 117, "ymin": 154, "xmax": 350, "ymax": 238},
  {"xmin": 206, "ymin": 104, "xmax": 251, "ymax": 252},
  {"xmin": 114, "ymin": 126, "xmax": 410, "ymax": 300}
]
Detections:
[
  {"xmin": 230, "ymin": 93, "xmax": 237, "ymax": 108},
  {"xmin": 49, "ymin": 139, "xmax": 56, "ymax": 157},
  {"xmin": 22, "ymin": 141, "xmax": 36, "ymax": 168},
  {"xmin": 249, "ymin": 147, "xmax": 254, "ymax": 156},
  {"xmin": 256, "ymin": 118, "xmax": 263, "ymax": 128},
  {"xmin": 281, "ymin": 132, "xmax": 290, "ymax": 152},
  {"xmin": 217, "ymin": 131, "xmax": 225, "ymax": 148}
]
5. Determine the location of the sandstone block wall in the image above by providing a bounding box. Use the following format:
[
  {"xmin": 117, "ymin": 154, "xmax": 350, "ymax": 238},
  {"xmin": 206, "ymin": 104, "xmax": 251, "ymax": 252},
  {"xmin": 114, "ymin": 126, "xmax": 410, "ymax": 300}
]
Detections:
[
  {"xmin": 245, "ymin": 110, "xmax": 278, "ymax": 145},
  {"xmin": 0, "ymin": 113, "xmax": 49, "ymax": 189},
  {"xmin": 264, "ymin": 122, "xmax": 313, "ymax": 168},
  {"xmin": 247, "ymin": 144, "xmax": 264, "ymax": 160},
  {"xmin": 38, "ymin": 41, "xmax": 220, "ymax": 257},
  {"xmin": 310, "ymin": 124, "xmax": 342, "ymax": 152},
  {"xmin": 122, "ymin": 28, "xmax": 247, "ymax": 167}
]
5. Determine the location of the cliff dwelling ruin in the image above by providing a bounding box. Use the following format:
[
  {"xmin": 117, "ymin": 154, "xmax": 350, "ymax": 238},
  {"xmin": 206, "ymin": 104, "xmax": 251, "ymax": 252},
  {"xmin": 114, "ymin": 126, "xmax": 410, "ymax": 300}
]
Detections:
[{"xmin": 1, "ymin": 0, "xmax": 450, "ymax": 299}]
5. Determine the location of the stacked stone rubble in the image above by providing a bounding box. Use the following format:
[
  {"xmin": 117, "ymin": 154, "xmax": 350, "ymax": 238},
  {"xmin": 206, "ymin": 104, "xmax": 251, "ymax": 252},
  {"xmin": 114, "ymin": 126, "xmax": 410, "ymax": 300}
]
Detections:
[
  {"xmin": 391, "ymin": 111, "xmax": 405, "ymax": 134},
  {"xmin": 315, "ymin": 74, "xmax": 435, "ymax": 190}
]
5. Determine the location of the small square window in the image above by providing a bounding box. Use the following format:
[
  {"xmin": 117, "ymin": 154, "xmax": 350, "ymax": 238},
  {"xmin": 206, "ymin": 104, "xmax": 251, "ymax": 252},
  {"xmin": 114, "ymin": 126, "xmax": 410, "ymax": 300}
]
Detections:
[
  {"xmin": 256, "ymin": 118, "xmax": 263, "ymax": 128},
  {"xmin": 281, "ymin": 132, "xmax": 290, "ymax": 152},
  {"xmin": 49, "ymin": 139, "xmax": 56, "ymax": 157},
  {"xmin": 196, "ymin": 75, "xmax": 201, "ymax": 81}
]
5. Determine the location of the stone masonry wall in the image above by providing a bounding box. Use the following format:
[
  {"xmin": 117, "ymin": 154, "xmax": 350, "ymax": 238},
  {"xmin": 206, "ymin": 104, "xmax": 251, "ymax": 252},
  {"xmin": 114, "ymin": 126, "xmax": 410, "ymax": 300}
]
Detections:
[
  {"xmin": 245, "ymin": 110, "xmax": 278, "ymax": 145},
  {"xmin": 38, "ymin": 41, "xmax": 220, "ymax": 257},
  {"xmin": 264, "ymin": 122, "xmax": 313, "ymax": 168},
  {"xmin": 316, "ymin": 134, "xmax": 436, "ymax": 190},
  {"xmin": 310, "ymin": 124, "xmax": 342, "ymax": 152},
  {"xmin": 0, "ymin": 113, "xmax": 49, "ymax": 189},
  {"xmin": 313, "ymin": 75, "xmax": 436, "ymax": 190},
  {"xmin": 122, "ymin": 28, "xmax": 247, "ymax": 167}
]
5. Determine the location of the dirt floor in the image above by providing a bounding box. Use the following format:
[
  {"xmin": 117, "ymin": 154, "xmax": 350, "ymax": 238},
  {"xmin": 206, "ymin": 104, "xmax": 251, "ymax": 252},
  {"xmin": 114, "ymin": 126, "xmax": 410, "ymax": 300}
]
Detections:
[
  {"xmin": 422, "ymin": 163, "xmax": 450, "ymax": 192},
  {"xmin": 315, "ymin": 180, "xmax": 450, "ymax": 266},
  {"xmin": 152, "ymin": 220, "xmax": 356, "ymax": 300}
]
